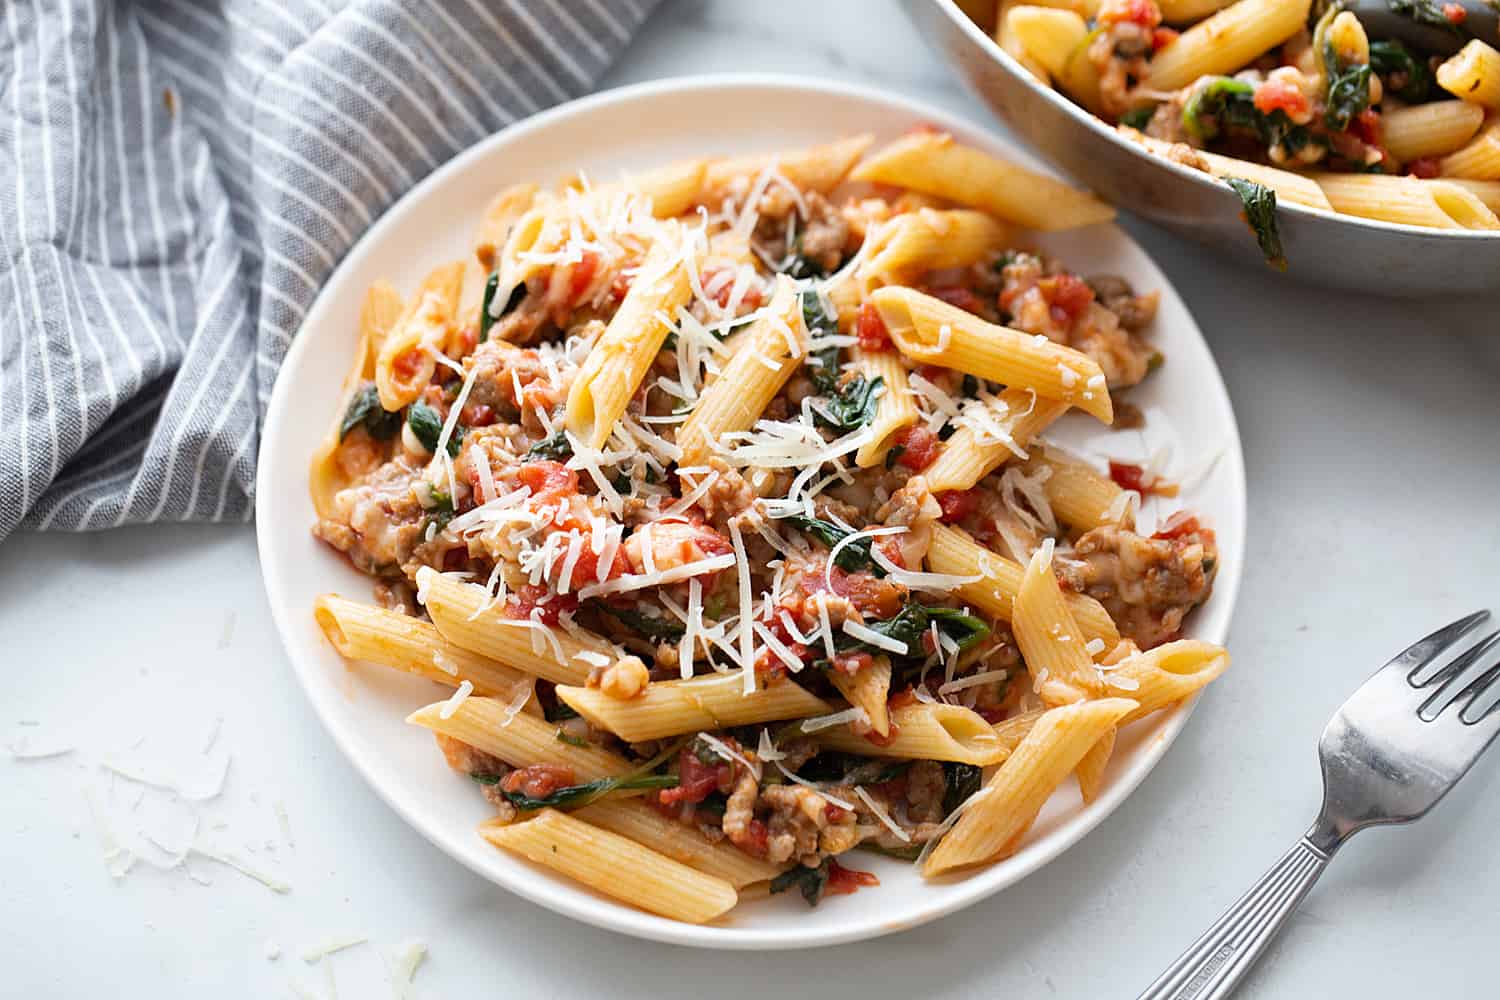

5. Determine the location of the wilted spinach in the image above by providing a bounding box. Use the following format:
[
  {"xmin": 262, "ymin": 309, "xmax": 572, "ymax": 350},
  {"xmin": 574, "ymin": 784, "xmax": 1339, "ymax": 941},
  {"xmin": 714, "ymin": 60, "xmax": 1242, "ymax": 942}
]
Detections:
[
  {"xmin": 770, "ymin": 858, "xmax": 832, "ymax": 906},
  {"xmin": 339, "ymin": 383, "xmax": 402, "ymax": 441},
  {"xmin": 407, "ymin": 401, "xmax": 463, "ymax": 456},
  {"xmin": 1227, "ymin": 178, "xmax": 1287, "ymax": 272}
]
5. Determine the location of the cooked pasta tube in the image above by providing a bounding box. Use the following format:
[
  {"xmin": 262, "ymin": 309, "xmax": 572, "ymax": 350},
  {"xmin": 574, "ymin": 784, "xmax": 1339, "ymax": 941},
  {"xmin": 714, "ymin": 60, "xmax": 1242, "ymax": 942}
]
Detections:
[
  {"xmin": 922, "ymin": 697, "xmax": 1137, "ymax": 875},
  {"xmin": 416, "ymin": 567, "xmax": 614, "ymax": 685},
  {"xmin": 374, "ymin": 261, "xmax": 464, "ymax": 412},
  {"xmin": 814, "ymin": 703, "xmax": 1012, "ymax": 766},
  {"xmin": 1074, "ymin": 726, "xmax": 1115, "ymax": 804},
  {"xmin": 827, "ymin": 656, "xmax": 893, "ymax": 737},
  {"xmin": 1315, "ymin": 174, "xmax": 1500, "ymax": 229},
  {"xmin": 1381, "ymin": 102, "xmax": 1486, "ymax": 164},
  {"xmin": 1440, "ymin": 121, "xmax": 1500, "ymax": 181},
  {"xmin": 927, "ymin": 524, "xmax": 1120, "ymax": 645},
  {"xmin": 992, "ymin": 708, "xmax": 1044, "ymax": 755},
  {"xmin": 1013, "ymin": 541, "xmax": 1106, "ymax": 704},
  {"xmin": 1145, "ymin": 0, "xmax": 1312, "ymax": 92},
  {"xmin": 858, "ymin": 209, "xmax": 1012, "ymax": 294},
  {"xmin": 555, "ymin": 672, "xmax": 832, "ymax": 743},
  {"xmin": 871, "ymin": 287, "xmax": 1112, "ymax": 423},
  {"xmin": 572, "ymin": 799, "xmax": 786, "ymax": 888},
  {"xmin": 1131, "ymin": 136, "xmax": 1334, "ymax": 211},
  {"xmin": 1436, "ymin": 40, "xmax": 1500, "ymax": 110},
  {"xmin": 676, "ymin": 276, "xmax": 805, "ymax": 467},
  {"xmin": 1004, "ymin": 6, "xmax": 1089, "ymax": 81},
  {"xmin": 851, "ymin": 131, "xmax": 1115, "ymax": 231},
  {"xmin": 1105, "ymin": 639, "xmax": 1231, "ymax": 725},
  {"xmin": 473, "ymin": 183, "xmax": 540, "ymax": 275},
  {"xmin": 408, "ymin": 699, "xmax": 632, "ymax": 781},
  {"xmin": 619, "ymin": 158, "xmax": 710, "ymax": 218},
  {"xmin": 994, "ymin": 0, "xmax": 1051, "ymax": 81},
  {"xmin": 480, "ymin": 809, "xmax": 739, "ymax": 924},
  {"xmin": 852, "ymin": 347, "xmax": 920, "ymax": 469},
  {"xmin": 315, "ymin": 594, "xmax": 534, "ymax": 701},
  {"xmin": 566, "ymin": 237, "xmax": 694, "ymax": 448},
  {"xmin": 923, "ymin": 390, "xmax": 1069, "ymax": 493},
  {"xmin": 1024, "ymin": 447, "xmax": 1131, "ymax": 531},
  {"xmin": 1447, "ymin": 178, "xmax": 1500, "ymax": 212},
  {"xmin": 1156, "ymin": 0, "xmax": 1235, "ymax": 22}
]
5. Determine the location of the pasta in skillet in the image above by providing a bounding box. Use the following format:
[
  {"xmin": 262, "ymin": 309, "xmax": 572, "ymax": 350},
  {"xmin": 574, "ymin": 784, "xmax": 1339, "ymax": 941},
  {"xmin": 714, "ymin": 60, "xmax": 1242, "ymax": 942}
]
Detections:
[
  {"xmin": 310, "ymin": 131, "xmax": 1228, "ymax": 923},
  {"xmin": 988, "ymin": 0, "xmax": 1500, "ymax": 238}
]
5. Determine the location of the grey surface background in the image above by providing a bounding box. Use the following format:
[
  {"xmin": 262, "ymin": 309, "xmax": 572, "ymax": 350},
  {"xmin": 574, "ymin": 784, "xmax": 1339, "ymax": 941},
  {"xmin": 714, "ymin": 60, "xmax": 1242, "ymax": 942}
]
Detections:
[{"xmin": 4, "ymin": 2, "xmax": 1498, "ymax": 997}]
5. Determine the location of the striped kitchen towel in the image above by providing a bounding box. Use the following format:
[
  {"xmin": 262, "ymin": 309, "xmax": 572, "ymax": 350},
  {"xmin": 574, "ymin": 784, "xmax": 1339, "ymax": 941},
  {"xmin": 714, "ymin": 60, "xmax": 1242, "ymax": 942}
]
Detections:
[{"xmin": 0, "ymin": 0, "xmax": 659, "ymax": 540}]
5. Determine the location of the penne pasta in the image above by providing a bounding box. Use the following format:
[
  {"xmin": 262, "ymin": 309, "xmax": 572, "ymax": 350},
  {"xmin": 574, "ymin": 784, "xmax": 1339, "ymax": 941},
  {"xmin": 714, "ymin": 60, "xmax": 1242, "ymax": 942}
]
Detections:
[
  {"xmin": 922, "ymin": 697, "xmax": 1137, "ymax": 875},
  {"xmin": 1024, "ymin": 447, "xmax": 1131, "ymax": 531},
  {"xmin": 851, "ymin": 131, "xmax": 1115, "ymax": 231},
  {"xmin": 620, "ymin": 158, "xmax": 710, "ymax": 219},
  {"xmin": 858, "ymin": 209, "xmax": 1012, "ymax": 293},
  {"xmin": 1439, "ymin": 120, "xmax": 1500, "ymax": 181},
  {"xmin": 1130, "ymin": 136, "xmax": 1334, "ymax": 211},
  {"xmin": 1315, "ymin": 173, "xmax": 1500, "ymax": 229},
  {"xmin": 374, "ymin": 262, "xmax": 465, "ymax": 412},
  {"xmin": 923, "ymin": 390, "xmax": 1069, "ymax": 493},
  {"xmin": 408, "ymin": 698, "xmax": 632, "ymax": 781},
  {"xmin": 1012, "ymin": 541, "xmax": 1106, "ymax": 704},
  {"xmin": 676, "ymin": 276, "xmax": 805, "ymax": 467},
  {"xmin": 1156, "ymin": 0, "xmax": 1235, "ymax": 22},
  {"xmin": 1446, "ymin": 178, "xmax": 1500, "ymax": 213},
  {"xmin": 1145, "ymin": 0, "xmax": 1312, "ymax": 92},
  {"xmin": 480, "ymin": 809, "xmax": 739, "ymax": 924},
  {"xmin": 315, "ymin": 594, "xmax": 534, "ymax": 702},
  {"xmin": 994, "ymin": 0, "xmax": 1052, "ymax": 82},
  {"xmin": 871, "ymin": 286, "xmax": 1113, "ymax": 423},
  {"xmin": 1381, "ymin": 102, "xmax": 1486, "ymax": 164},
  {"xmin": 416, "ymin": 567, "xmax": 615, "ymax": 686},
  {"xmin": 1436, "ymin": 40, "xmax": 1500, "ymax": 110},
  {"xmin": 851, "ymin": 347, "xmax": 920, "ymax": 469},
  {"xmin": 473, "ymin": 183, "xmax": 540, "ymax": 276},
  {"xmin": 1074, "ymin": 726, "xmax": 1115, "ymax": 804},
  {"xmin": 1106, "ymin": 639, "xmax": 1231, "ymax": 724},
  {"xmin": 928, "ymin": 524, "xmax": 1120, "ymax": 645},
  {"xmin": 814, "ymin": 703, "xmax": 1014, "ymax": 766},
  {"xmin": 566, "ymin": 236, "xmax": 695, "ymax": 449},
  {"xmin": 555, "ymin": 672, "xmax": 832, "ymax": 743},
  {"xmin": 703, "ymin": 134, "xmax": 874, "ymax": 197},
  {"xmin": 1004, "ymin": 6, "xmax": 1089, "ymax": 82},
  {"xmin": 827, "ymin": 657, "xmax": 894, "ymax": 737},
  {"xmin": 572, "ymin": 799, "xmax": 786, "ymax": 888}
]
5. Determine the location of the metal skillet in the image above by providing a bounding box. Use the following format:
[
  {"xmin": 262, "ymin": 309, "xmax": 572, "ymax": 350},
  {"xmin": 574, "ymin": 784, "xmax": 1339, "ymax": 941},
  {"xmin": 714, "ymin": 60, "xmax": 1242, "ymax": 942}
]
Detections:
[{"xmin": 905, "ymin": 0, "xmax": 1500, "ymax": 297}]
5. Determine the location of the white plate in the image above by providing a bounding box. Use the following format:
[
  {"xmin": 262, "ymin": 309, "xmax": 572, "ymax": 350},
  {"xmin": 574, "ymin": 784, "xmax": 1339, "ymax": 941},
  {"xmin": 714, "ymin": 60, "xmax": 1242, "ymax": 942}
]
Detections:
[{"xmin": 256, "ymin": 75, "xmax": 1246, "ymax": 950}]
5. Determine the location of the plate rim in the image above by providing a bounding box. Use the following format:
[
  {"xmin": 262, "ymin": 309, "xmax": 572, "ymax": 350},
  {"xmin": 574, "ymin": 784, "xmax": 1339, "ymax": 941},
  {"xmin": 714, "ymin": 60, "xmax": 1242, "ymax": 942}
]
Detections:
[{"xmin": 255, "ymin": 71, "xmax": 1247, "ymax": 950}]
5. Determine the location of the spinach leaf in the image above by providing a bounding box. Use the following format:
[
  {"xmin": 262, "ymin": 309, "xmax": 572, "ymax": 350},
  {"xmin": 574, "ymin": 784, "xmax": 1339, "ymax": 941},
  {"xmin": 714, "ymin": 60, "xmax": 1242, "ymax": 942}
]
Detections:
[
  {"xmin": 491, "ymin": 773, "xmax": 680, "ymax": 812},
  {"xmin": 770, "ymin": 858, "xmax": 831, "ymax": 906},
  {"xmin": 339, "ymin": 383, "xmax": 402, "ymax": 442},
  {"xmin": 1324, "ymin": 61, "xmax": 1371, "ymax": 131},
  {"xmin": 478, "ymin": 274, "xmax": 525, "ymax": 342},
  {"xmin": 1226, "ymin": 178, "xmax": 1287, "ymax": 272},
  {"xmin": 783, "ymin": 515, "xmax": 886, "ymax": 577},
  {"xmin": 1118, "ymin": 105, "xmax": 1156, "ymax": 130},
  {"xmin": 859, "ymin": 842, "xmax": 923, "ymax": 862},
  {"xmin": 1369, "ymin": 39, "xmax": 1433, "ymax": 103},
  {"xmin": 407, "ymin": 401, "xmax": 463, "ymax": 456},
  {"xmin": 421, "ymin": 488, "xmax": 455, "ymax": 535},
  {"xmin": 801, "ymin": 291, "xmax": 844, "ymax": 396},
  {"xmin": 1181, "ymin": 77, "xmax": 1255, "ymax": 143},
  {"xmin": 814, "ymin": 374, "xmax": 884, "ymax": 433},
  {"xmin": 860, "ymin": 601, "xmax": 932, "ymax": 658},
  {"xmin": 926, "ymin": 607, "xmax": 992, "ymax": 652},
  {"xmin": 526, "ymin": 429, "xmax": 573, "ymax": 461},
  {"xmin": 555, "ymin": 728, "xmax": 590, "ymax": 748},
  {"xmin": 544, "ymin": 700, "xmax": 579, "ymax": 723},
  {"xmin": 797, "ymin": 753, "xmax": 909, "ymax": 785},
  {"xmin": 942, "ymin": 762, "xmax": 984, "ymax": 815},
  {"xmin": 591, "ymin": 602, "xmax": 686, "ymax": 642}
]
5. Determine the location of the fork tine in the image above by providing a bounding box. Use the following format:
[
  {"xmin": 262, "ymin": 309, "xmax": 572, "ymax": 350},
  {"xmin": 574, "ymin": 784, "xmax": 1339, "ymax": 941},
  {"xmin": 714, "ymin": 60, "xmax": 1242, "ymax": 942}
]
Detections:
[
  {"xmin": 1399, "ymin": 610, "xmax": 1492, "ymax": 685},
  {"xmin": 1420, "ymin": 631, "xmax": 1500, "ymax": 720},
  {"xmin": 1455, "ymin": 661, "xmax": 1500, "ymax": 723}
]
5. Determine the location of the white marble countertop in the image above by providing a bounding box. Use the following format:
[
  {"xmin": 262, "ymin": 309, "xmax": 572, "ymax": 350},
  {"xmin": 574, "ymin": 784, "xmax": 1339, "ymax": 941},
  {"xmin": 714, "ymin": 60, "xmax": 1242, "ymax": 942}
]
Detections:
[{"xmin": 5, "ymin": 2, "xmax": 1499, "ymax": 997}]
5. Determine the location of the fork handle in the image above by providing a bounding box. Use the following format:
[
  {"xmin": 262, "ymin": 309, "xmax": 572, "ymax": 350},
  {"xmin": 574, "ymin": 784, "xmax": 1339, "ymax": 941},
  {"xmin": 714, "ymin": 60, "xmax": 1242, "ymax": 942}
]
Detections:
[{"xmin": 1137, "ymin": 835, "xmax": 1334, "ymax": 1000}]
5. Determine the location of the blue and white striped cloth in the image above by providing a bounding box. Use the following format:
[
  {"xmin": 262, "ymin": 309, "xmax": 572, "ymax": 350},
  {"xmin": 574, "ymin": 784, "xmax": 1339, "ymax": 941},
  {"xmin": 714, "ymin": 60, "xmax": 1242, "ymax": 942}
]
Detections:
[{"xmin": 0, "ymin": 0, "xmax": 657, "ymax": 540}]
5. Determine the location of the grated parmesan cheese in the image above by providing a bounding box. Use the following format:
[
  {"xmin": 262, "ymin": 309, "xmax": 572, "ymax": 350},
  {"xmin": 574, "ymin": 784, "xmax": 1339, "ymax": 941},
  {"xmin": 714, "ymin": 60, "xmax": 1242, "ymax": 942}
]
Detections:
[
  {"xmin": 774, "ymin": 761, "xmax": 855, "ymax": 811},
  {"xmin": 854, "ymin": 785, "xmax": 911, "ymax": 843},
  {"xmin": 799, "ymin": 706, "xmax": 870, "ymax": 733},
  {"xmin": 437, "ymin": 680, "xmax": 474, "ymax": 720}
]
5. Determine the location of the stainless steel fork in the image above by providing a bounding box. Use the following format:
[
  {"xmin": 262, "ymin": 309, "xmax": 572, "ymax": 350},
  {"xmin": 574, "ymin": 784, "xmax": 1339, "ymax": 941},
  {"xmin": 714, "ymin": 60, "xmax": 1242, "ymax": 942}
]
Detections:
[{"xmin": 1139, "ymin": 611, "xmax": 1500, "ymax": 1000}]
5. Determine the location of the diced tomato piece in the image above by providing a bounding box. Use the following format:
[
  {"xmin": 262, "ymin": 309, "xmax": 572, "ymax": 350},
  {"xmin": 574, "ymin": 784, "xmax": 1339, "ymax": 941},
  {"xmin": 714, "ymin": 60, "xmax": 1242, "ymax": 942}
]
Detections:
[
  {"xmin": 658, "ymin": 744, "xmax": 732, "ymax": 806},
  {"xmin": 831, "ymin": 649, "xmax": 875, "ymax": 677},
  {"xmin": 800, "ymin": 559, "xmax": 905, "ymax": 620},
  {"xmin": 1351, "ymin": 108, "xmax": 1382, "ymax": 146},
  {"xmin": 855, "ymin": 302, "xmax": 893, "ymax": 351},
  {"xmin": 1443, "ymin": 2, "xmax": 1466, "ymax": 23},
  {"xmin": 977, "ymin": 705, "xmax": 1010, "ymax": 724},
  {"xmin": 506, "ymin": 585, "xmax": 577, "ymax": 627},
  {"xmin": 936, "ymin": 488, "xmax": 981, "ymax": 523},
  {"xmin": 567, "ymin": 250, "xmax": 601, "ymax": 304},
  {"xmin": 922, "ymin": 285, "xmax": 982, "ymax": 315},
  {"xmin": 861, "ymin": 724, "xmax": 900, "ymax": 748},
  {"xmin": 893, "ymin": 425, "xmax": 939, "ymax": 471},
  {"xmin": 1252, "ymin": 76, "xmax": 1311, "ymax": 120},
  {"xmin": 825, "ymin": 802, "xmax": 851, "ymax": 822},
  {"xmin": 441, "ymin": 547, "xmax": 468, "ymax": 572},
  {"xmin": 1041, "ymin": 273, "xmax": 1095, "ymax": 328},
  {"xmin": 887, "ymin": 687, "xmax": 919, "ymax": 711},
  {"xmin": 392, "ymin": 347, "xmax": 425, "ymax": 381},
  {"xmin": 702, "ymin": 265, "xmax": 764, "ymax": 311},
  {"xmin": 609, "ymin": 272, "xmax": 633, "ymax": 303},
  {"xmin": 1152, "ymin": 510, "xmax": 1202, "ymax": 540},
  {"xmin": 1408, "ymin": 156, "xmax": 1442, "ymax": 179},
  {"xmin": 501, "ymin": 763, "xmax": 575, "ymax": 799},
  {"xmin": 1151, "ymin": 26, "xmax": 1179, "ymax": 50},
  {"xmin": 460, "ymin": 402, "xmax": 495, "ymax": 427},
  {"xmin": 741, "ymin": 818, "xmax": 770, "ymax": 856},
  {"xmin": 565, "ymin": 545, "xmax": 629, "ymax": 591},
  {"xmin": 1109, "ymin": 460, "xmax": 1147, "ymax": 492},
  {"xmin": 517, "ymin": 460, "xmax": 578, "ymax": 501}
]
